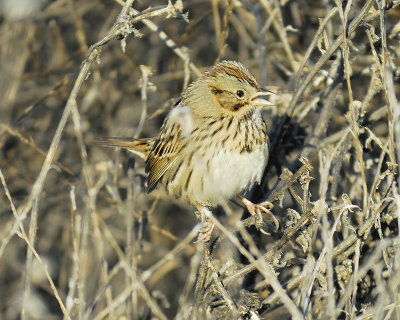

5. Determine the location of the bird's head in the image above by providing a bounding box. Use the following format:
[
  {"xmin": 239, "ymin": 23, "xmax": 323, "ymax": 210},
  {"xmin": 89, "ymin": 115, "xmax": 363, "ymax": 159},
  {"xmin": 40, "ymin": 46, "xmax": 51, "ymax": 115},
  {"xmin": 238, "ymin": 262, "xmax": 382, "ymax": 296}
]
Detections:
[{"xmin": 183, "ymin": 61, "xmax": 273, "ymax": 118}]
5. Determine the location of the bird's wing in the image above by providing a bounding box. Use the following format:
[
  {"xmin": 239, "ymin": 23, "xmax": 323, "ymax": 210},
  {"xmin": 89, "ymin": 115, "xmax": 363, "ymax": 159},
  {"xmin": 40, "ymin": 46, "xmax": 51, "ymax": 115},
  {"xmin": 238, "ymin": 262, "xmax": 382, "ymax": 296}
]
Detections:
[
  {"xmin": 146, "ymin": 104, "xmax": 196, "ymax": 192},
  {"xmin": 146, "ymin": 119, "xmax": 185, "ymax": 192}
]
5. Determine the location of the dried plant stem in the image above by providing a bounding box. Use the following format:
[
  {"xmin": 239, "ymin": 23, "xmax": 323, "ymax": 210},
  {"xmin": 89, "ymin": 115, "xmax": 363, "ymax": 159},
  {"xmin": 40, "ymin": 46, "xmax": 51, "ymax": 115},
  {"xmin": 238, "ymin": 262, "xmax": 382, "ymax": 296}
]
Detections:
[
  {"xmin": 384, "ymin": 64, "xmax": 400, "ymax": 177},
  {"xmin": 135, "ymin": 65, "xmax": 152, "ymax": 138},
  {"xmin": 12, "ymin": 1, "xmax": 185, "ymax": 318},
  {"xmin": 294, "ymin": 7, "xmax": 339, "ymax": 86},
  {"xmin": 302, "ymin": 204, "xmax": 356, "ymax": 314},
  {"xmin": 208, "ymin": 212, "xmax": 304, "ymax": 320},
  {"xmin": 287, "ymin": 0, "xmax": 374, "ymax": 115},
  {"xmin": 222, "ymin": 160, "xmax": 314, "ymax": 284},
  {"xmin": 2, "ymin": 0, "xmax": 400, "ymax": 318},
  {"xmin": 260, "ymin": 0, "xmax": 296, "ymax": 71},
  {"xmin": 113, "ymin": 0, "xmax": 201, "ymax": 76},
  {"xmin": 216, "ymin": 0, "xmax": 233, "ymax": 62},
  {"xmin": 335, "ymin": 0, "xmax": 369, "ymax": 217},
  {"xmin": 0, "ymin": 169, "xmax": 71, "ymax": 319},
  {"xmin": 211, "ymin": 0, "xmax": 221, "ymax": 47}
]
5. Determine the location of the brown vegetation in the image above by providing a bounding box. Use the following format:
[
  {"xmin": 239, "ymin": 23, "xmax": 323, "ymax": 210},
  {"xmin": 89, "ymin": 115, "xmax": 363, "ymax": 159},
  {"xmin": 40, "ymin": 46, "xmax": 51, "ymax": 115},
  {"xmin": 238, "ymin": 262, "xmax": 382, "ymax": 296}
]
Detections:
[{"xmin": 0, "ymin": 0, "xmax": 400, "ymax": 319}]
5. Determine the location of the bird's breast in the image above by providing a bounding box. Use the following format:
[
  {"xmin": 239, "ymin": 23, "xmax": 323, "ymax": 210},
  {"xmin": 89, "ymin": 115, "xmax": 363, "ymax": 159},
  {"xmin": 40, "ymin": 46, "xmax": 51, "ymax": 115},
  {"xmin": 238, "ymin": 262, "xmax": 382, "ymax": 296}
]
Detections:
[{"xmin": 163, "ymin": 113, "xmax": 269, "ymax": 207}]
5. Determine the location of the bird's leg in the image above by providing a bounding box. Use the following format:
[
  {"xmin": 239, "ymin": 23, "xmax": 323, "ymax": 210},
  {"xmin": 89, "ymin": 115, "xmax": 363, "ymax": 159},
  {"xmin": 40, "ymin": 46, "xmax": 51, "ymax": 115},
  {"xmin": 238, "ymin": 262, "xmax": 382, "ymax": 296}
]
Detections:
[
  {"xmin": 195, "ymin": 204, "xmax": 215, "ymax": 242},
  {"xmin": 237, "ymin": 195, "xmax": 279, "ymax": 230}
]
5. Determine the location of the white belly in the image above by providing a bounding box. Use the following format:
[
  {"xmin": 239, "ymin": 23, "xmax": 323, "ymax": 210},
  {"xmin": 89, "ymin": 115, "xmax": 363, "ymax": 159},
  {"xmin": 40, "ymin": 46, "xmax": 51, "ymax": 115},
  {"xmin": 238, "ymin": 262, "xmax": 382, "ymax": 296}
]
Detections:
[
  {"xmin": 210, "ymin": 147, "xmax": 267, "ymax": 197},
  {"xmin": 174, "ymin": 145, "xmax": 268, "ymax": 206}
]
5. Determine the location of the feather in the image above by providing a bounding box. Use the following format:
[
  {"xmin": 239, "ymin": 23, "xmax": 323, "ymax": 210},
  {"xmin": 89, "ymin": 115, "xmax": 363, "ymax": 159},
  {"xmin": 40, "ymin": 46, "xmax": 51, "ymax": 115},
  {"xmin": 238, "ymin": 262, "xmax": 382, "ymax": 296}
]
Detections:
[
  {"xmin": 146, "ymin": 121, "xmax": 184, "ymax": 192},
  {"xmin": 95, "ymin": 137, "xmax": 151, "ymax": 160}
]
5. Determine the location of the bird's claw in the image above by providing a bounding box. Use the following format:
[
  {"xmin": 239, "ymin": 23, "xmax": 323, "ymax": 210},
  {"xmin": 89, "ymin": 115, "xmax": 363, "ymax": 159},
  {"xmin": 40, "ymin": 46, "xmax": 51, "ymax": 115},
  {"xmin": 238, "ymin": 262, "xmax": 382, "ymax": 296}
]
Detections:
[
  {"xmin": 195, "ymin": 220, "xmax": 215, "ymax": 242},
  {"xmin": 239, "ymin": 196, "xmax": 279, "ymax": 230}
]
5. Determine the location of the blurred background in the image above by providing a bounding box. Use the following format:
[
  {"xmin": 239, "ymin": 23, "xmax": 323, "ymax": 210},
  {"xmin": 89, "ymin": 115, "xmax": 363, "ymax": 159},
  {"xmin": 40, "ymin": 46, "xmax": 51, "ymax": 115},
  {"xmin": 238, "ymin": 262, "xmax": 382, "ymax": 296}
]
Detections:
[{"xmin": 0, "ymin": 0, "xmax": 399, "ymax": 319}]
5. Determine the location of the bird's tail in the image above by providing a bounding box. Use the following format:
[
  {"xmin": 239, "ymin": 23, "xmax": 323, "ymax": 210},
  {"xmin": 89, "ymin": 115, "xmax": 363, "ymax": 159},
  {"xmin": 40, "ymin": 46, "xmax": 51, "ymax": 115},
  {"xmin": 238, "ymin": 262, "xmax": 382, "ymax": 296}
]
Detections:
[{"xmin": 95, "ymin": 137, "xmax": 152, "ymax": 160}]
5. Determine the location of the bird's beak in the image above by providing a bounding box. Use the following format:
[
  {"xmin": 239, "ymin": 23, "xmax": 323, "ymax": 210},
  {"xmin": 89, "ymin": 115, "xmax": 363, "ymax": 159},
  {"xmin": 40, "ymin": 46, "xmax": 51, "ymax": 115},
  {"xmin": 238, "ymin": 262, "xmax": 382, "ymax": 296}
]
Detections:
[{"xmin": 251, "ymin": 88, "xmax": 274, "ymax": 107}]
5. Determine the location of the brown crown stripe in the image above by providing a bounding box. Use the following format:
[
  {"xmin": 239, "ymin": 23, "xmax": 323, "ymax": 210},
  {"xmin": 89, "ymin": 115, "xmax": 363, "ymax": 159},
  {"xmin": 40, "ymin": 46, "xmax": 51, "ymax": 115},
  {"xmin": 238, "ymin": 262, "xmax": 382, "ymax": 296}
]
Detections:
[
  {"xmin": 220, "ymin": 65, "xmax": 258, "ymax": 89},
  {"xmin": 207, "ymin": 63, "xmax": 259, "ymax": 89}
]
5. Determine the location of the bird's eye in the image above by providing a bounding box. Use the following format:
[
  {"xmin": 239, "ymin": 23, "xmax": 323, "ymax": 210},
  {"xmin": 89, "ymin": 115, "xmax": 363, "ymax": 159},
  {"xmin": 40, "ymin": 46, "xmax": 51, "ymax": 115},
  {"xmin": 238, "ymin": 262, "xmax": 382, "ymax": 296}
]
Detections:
[{"xmin": 236, "ymin": 90, "xmax": 245, "ymax": 98}]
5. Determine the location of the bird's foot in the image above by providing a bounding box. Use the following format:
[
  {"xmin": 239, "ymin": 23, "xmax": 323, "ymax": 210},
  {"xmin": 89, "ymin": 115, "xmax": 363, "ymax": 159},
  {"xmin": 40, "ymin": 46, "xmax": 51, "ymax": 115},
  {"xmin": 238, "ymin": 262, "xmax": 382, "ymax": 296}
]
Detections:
[
  {"xmin": 195, "ymin": 205, "xmax": 215, "ymax": 242},
  {"xmin": 238, "ymin": 196, "xmax": 279, "ymax": 230},
  {"xmin": 197, "ymin": 219, "xmax": 215, "ymax": 242}
]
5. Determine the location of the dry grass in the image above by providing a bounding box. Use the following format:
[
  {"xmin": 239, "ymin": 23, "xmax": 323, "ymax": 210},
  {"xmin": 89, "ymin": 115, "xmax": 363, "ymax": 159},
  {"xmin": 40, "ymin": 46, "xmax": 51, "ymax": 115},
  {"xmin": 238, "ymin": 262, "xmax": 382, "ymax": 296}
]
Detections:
[{"xmin": 1, "ymin": 0, "xmax": 400, "ymax": 319}]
